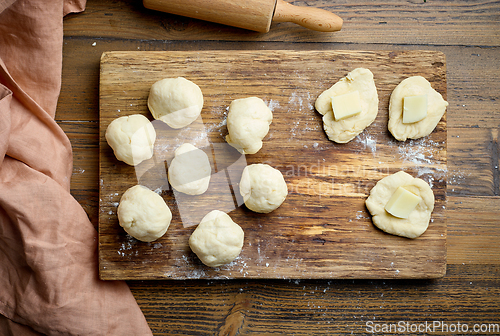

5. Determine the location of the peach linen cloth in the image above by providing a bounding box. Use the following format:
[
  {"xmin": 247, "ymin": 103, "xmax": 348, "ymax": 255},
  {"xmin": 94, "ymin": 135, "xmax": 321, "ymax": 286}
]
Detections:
[{"xmin": 0, "ymin": 0, "xmax": 153, "ymax": 335}]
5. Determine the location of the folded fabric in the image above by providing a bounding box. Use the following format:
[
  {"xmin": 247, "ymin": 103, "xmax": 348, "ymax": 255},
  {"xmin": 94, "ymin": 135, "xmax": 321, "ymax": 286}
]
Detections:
[{"xmin": 0, "ymin": 0, "xmax": 153, "ymax": 335}]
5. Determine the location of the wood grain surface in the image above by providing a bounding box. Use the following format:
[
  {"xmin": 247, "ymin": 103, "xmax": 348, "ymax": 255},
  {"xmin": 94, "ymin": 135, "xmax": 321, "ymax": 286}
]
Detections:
[
  {"xmin": 63, "ymin": 0, "xmax": 500, "ymax": 46},
  {"xmin": 99, "ymin": 50, "xmax": 447, "ymax": 280}
]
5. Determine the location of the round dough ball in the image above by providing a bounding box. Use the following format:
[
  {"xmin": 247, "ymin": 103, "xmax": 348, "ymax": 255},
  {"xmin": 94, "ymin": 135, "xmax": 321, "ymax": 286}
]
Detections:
[
  {"xmin": 117, "ymin": 185, "xmax": 172, "ymax": 242},
  {"xmin": 105, "ymin": 114, "xmax": 156, "ymax": 166},
  {"xmin": 315, "ymin": 68, "xmax": 379, "ymax": 143},
  {"xmin": 225, "ymin": 97, "xmax": 273, "ymax": 154},
  {"xmin": 388, "ymin": 76, "xmax": 448, "ymax": 141},
  {"xmin": 168, "ymin": 143, "xmax": 211, "ymax": 195},
  {"xmin": 365, "ymin": 171, "xmax": 434, "ymax": 239},
  {"xmin": 147, "ymin": 77, "xmax": 203, "ymax": 129},
  {"xmin": 189, "ymin": 210, "xmax": 244, "ymax": 267},
  {"xmin": 239, "ymin": 163, "xmax": 288, "ymax": 213}
]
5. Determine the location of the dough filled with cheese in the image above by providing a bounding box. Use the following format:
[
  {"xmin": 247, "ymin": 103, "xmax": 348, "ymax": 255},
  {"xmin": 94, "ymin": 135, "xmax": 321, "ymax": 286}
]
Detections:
[
  {"xmin": 365, "ymin": 171, "xmax": 434, "ymax": 238},
  {"xmin": 388, "ymin": 76, "xmax": 448, "ymax": 141},
  {"xmin": 315, "ymin": 68, "xmax": 379, "ymax": 143}
]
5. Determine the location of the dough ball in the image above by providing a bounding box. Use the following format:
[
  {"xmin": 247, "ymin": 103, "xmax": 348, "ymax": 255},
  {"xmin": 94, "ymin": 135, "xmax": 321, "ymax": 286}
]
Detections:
[
  {"xmin": 105, "ymin": 114, "xmax": 156, "ymax": 166},
  {"xmin": 315, "ymin": 68, "xmax": 379, "ymax": 143},
  {"xmin": 239, "ymin": 163, "xmax": 288, "ymax": 213},
  {"xmin": 365, "ymin": 171, "xmax": 434, "ymax": 238},
  {"xmin": 225, "ymin": 97, "xmax": 273, "ymax": 154},
  {"xmin": 388, "ymin": 76, "xmax": 448, "ymax": 141},
  {"xmin": 117, "ymin": 185, "xmax": 172, "ymax": 242},
  {"xmin": 168, "ymin": 143, "xmax": 211, "ymax": 195},
  {"xmin": 147, "ymin": 77, "xmax": 203, "ymax": 129},
  {"xmin": 189, "ymin": 210, "xmax": 244, "ymax": 267}
]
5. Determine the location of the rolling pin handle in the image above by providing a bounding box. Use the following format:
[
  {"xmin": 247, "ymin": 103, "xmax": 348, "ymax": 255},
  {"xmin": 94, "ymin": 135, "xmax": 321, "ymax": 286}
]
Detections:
[{"xmin": 273, "ymin": 0, "xmax": 343, "ymax": 32}]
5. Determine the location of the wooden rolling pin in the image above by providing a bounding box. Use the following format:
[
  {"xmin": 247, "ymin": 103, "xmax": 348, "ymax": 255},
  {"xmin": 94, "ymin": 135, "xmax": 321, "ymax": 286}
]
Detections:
[{"xmin": 143, "ymin": 0, "xmax": 343, "ymax": 33}]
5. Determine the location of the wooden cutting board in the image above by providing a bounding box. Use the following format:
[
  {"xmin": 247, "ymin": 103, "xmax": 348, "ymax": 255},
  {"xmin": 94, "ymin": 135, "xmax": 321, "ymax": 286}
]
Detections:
[{"xmin": 99, "ymin": 50, "xmax": 447, "ymax": 280}]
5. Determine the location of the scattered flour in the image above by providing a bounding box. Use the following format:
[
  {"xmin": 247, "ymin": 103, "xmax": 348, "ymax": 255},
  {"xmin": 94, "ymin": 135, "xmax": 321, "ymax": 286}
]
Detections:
[
  {"xmin": 267, "ymin": 99, "xmax": 281, "ymax": 112},
  {"xmin": 397, "ymin": 138, "xmax": 444, "ymax": 166},
  {"xmin": 290, "ymin": 120, "xmax": 301, "ymax": 140},
  {"xmin": 117, "ymin": 235, "xmax": 138, "ymax": 257},
  {"xmin": 355, "ymin": 210, "xmax": 369, "ymax": 220},
  {"xmin": 288, "ymin": 92, "xmax": 305, "ymax": 111},
  {"xmin": 356, "ymin": 133, "xmax": 377, "ymax": 154},
  {"xmin": 395, "ymin": 138, "xmax": 447, "ymax": 186},
  {"xmin": 73, "ymin": 167, "xmax": 85, "ymax": 175}
]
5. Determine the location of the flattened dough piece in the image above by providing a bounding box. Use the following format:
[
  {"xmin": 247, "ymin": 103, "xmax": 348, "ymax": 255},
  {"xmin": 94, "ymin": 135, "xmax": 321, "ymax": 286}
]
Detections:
[
  {"xmin": 365, "ymin": 171, "xmax": 434, "ymax": 238},
  {"xmin": 315, "ymin": 68, "xmax": 379, "ymax": 143},
  {"xmin": 189, "ymin": 210, "xmax": 244, "ymax": 267},
  {"xmin": 117, "ymin": 185, "xmax": 172, "ymax": 242},
  {"xmin": 388, "ymin": 76, "xmax": 448, "ymax": 141},
  {"xmin": 239, "ymin": 164, "xmax": 288, "ymax": 213},
  {"xmin": 147, "ymin": 77, "xmax": 203, "ymax": 129},
  {"xmin": 225, "ymin": 97, "xmax": 273, "ymax": 154},
  {"xmin": 105, "ymin": 114, "xmax": 156, "ymax": 166},
  {"xmin": 168, "ymin": 143, "xmax": 211, "ymax": 195}
]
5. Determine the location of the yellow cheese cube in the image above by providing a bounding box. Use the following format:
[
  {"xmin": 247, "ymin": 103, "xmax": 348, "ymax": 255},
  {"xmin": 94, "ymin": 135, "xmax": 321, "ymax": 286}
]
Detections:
[
  {"xmin": 403, "ymin": 94, "xmax": 428, "ymax": 124},
  {"xmin": 331, "ymin": 91, "xmax": 362, "ymax": 121},
  {"xmin": 384, "ymin": 186, "xmax": 422, "ymax": 219}
]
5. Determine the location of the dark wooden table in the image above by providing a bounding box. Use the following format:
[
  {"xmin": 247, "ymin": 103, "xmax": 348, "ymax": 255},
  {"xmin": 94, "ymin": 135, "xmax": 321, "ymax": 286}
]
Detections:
[{"xmin": 60, "ymin": 1, "xmax": 500, "ymax": 334}]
